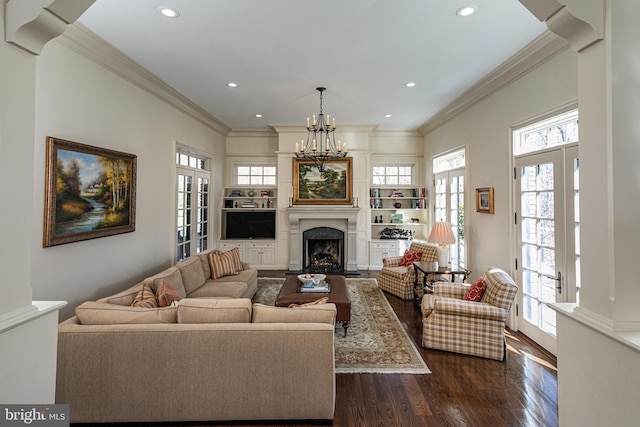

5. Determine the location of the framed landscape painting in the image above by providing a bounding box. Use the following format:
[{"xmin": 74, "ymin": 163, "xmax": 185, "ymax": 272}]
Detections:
[
  {"xmin": 43, "ymin": 137, "xmax": 137, "ymax": 247},
  {"xmin": 293, "ymin": 157, "xmax": 352, "ymax": 205}
]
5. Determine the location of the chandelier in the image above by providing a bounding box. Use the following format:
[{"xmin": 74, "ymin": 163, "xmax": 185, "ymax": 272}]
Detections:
[{"xmin": 294, "ymin": 87, "xmax": 347, "ymax": 172}]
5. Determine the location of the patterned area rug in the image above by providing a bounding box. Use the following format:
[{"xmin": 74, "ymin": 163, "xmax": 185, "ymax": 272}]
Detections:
[{"xmin": 254, "ymin": 277, "xmax": 430, "ymax": 374}]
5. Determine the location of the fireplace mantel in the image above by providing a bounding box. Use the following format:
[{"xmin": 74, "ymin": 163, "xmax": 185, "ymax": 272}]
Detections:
[{"xmin": 287, "ymin": 207, "xmax": 360, "ymax": 272}]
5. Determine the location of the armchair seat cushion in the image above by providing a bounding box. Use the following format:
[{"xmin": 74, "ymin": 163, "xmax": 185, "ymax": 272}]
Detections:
[
  {"xmin": 382, "ymin": 266, "xmax": 409, "ymax": 279},
  {"xmin": 434, "ymin": 298, "xmax": 507, "ymax": 322}
]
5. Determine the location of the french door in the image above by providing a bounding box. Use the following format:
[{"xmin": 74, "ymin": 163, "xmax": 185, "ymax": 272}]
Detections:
[
  {"xmin": 515, "ymin": 145, "xmax": 579, "ymax": 354},
  {"xmin": 176, "ymin": 168, "xmax": 210, "ymax": 263}
]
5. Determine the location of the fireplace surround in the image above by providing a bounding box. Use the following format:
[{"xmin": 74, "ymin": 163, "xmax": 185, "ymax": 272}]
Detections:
[{"xmin": 287, "ymin": 207, "xmax": 359, "ymax": 273}]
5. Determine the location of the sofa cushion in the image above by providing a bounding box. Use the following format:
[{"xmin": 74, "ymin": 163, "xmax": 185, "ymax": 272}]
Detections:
[
  {"xmin": 252, "ymin": 303, "xmax": 336, "ymax": 325},
  {"xmin": 144, "ymin": 267, "xmax": 187, "ymax": 299},
  {"xmin": 131, "ymin": 284, "xmax": 158, "ymax": 308},
  {"xmin": 187, "ymin": 281, "xmax": 248, "ymax": 299},
  {"xmin": 75, "ymin": 301, "xmax": 177, "ymax": 324},
  {"xmin": 207, "ymin": 250, "xmax": 238, "ymax": 279},
  {"xmin": 177, "ymin": 298, "xmax": 252, "ymax": 323},
  {"xmin": 97, "ymin": 283, "xmax": 143, "ymax": 306},
  {"xmin": 400, "ymin": 249, "xmax": 423, "ymax": 267},
  {"xmin": 156, "ymin": 280, "xmax": 181, "ymax": 307},
  {"xmin": 177, "ymin": 256, "xmax": 207, "ymax": 294}
]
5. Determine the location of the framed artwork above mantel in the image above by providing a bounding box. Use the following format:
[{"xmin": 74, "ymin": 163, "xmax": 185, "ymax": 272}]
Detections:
[{"xmin": 293, "ymin": 157, "xmax": 353, "ymax": 205}]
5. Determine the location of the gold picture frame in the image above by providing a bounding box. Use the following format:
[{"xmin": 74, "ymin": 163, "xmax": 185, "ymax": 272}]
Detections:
[
  {"xmin": 43, "ymin": 137, "xmax": 137, "ymax": 247},
  {"xmin": 293, "ymin": 157, "xmax": 352, "ymax": 205},
  {"xmin": 476, "ymin": 187, "xmax": 494, "ymax": 214}
]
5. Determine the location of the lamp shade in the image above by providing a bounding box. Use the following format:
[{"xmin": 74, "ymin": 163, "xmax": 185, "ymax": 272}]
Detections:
[{"xmin": 427, "ymin": 222, "xmax": 456, "ymax": 245}]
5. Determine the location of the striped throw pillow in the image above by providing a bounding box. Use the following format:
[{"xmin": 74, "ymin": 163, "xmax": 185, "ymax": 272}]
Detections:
[
  {"xmin": 227, "ymin": 247, "xmax": 244, "ymax": 272},
  {"xmin": 208, "ymin": 250, "xmax": 239, "ymax": 280},
  {"xmin": 131, "ymin": 284, "xmax": 158, "ymax": 308}
]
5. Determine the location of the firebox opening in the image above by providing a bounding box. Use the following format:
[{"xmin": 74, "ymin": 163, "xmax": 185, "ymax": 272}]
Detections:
[{"xmin": 303, "ymin": 227, "xmax": 344, "ymax": 273}]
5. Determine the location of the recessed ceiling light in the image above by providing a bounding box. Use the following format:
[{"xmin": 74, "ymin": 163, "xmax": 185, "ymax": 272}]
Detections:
[
  {"xmin": 158, "ymin": 7, "xmax": 180, "ymax": 18},
  {"xmin": 255, "ymin": 114, "xmax": 263, "ymax": 118},
  {"xmin": 384, "ymin": 114, "xmax": 392, "ymax": 118},
  {"xmin": 456, "ymin": 6, "xmax": 477, "ymax": 17},
  {"xmin": 227, "ymin": 82, "xmax": 238, "ymax": 88},
  {"xmin": 405, "ymin": 82, "xmax": 417, "ymax": 88}
]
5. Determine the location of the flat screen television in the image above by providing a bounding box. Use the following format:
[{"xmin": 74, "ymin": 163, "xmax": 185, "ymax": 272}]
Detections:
[{"xmin": 224, "ymin": 211, "xmax": 276, "ymax": 239}]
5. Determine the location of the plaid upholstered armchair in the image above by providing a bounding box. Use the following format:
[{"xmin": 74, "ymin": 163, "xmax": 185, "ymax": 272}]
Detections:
[
  {"xmin": 377, "ymin": 241, "xmax": 439, "ymax": 300},
  {"xmin": 421, "ymin": 268, "xmax": 518, "ymax": 361}
]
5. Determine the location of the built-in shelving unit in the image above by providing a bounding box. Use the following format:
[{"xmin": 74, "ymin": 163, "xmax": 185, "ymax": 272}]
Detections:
[
  {"xmin": 221, "ymin": 187, "xmax": 277, "ymax": 210},
  {"xmin": 218, "ymin": 187, "xmax": 278, "ymax": 268},
  {"xmin": 368, "ymin": 186, "xmax": 428, "ymax": 268}
]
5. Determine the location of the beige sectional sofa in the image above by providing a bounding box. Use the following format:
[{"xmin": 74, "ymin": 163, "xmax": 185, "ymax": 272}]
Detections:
[{"xmin": 55, "ymin": 249, "xmax": 337, "ymax": 422}]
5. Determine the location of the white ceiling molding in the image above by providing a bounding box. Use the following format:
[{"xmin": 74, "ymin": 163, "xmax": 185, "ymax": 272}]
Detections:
[
  {"xmin": 56, "ymin": 23, "xmax": 231, "ymax": 135},
  {"xmin": 418, "ymin": 30, "xmax": 569, "ymax": 136},
  {"xmin": 519, "ymin": 0, "xmax": 604, "ymax": 52},
  {"xmin": 5, "ymin": 0, "xmax": 95, "ymax": 55}
]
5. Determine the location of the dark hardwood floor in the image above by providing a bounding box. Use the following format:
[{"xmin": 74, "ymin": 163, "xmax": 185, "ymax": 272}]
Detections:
[{"xmin": 84, "ymin": 270, "xmax": 558, "ymax": 427}]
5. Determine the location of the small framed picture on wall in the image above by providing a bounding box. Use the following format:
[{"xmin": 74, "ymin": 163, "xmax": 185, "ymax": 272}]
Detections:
[{"xmin": 476, "ymin": 187, "xmax": 494, "ymax": 214}]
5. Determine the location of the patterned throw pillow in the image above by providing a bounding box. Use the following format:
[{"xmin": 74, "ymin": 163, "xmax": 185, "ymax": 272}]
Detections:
[
  {"xmin": 400, "ymin": 250, "xmax": 423, "ymax": 267},
  {"xmin": 208, "ymin": 250, "xmax": 239, "ymax": 280},
  {"xmin": 463, "ymin": 277, "xmax": 486, "ymax": 302},
  {"xmin": 156, "ymin": 279, "xmax": 181, "ymax": 307},
  {"xmin": 227, "ymin": 247, "xmax": 244, "ymax": 272},
  {"xmin": 131, "ymin": 284, "xmax": 158, "ymax": 308}
]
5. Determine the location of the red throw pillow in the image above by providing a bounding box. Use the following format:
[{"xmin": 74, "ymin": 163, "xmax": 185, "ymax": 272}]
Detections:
[
  {"xmin": 156, "ymin": 279, "xmax": 181, "ymax": 307},
  {"xmin": 463, "ymin": 278, "xmax": 486, "ymax": 302},
  {"xmin": 400, "ymin": 250, "xmax": 423, "ymax": 267}
]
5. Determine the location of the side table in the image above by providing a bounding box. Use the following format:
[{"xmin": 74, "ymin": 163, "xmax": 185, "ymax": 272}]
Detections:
[{"xmin": 412, "ymin": 262, "xmax": 471, "ymax": 303}]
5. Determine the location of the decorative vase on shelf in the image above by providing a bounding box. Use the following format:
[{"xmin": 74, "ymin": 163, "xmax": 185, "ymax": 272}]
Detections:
[{"xmin": 394, "ymin": 202, "xmax": 401, "ymax": 208}]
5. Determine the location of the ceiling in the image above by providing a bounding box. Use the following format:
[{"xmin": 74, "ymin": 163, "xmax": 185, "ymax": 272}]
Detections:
[{"xmin": 77, "ymin": 0, "xmax": 546, "ymax": 132}]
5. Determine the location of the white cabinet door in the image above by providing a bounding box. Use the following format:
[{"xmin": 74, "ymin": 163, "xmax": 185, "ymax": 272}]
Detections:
[{"xmin": 247, "ymin": 242, "xmax": 275, "ymax": 267}]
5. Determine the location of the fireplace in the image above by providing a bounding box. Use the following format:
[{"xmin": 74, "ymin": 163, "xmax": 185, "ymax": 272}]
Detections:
[
  {"xmin": 287, "ymin": 206, "xmax": 360, "ymax": 273},
  {"xmin": 303, "ymin": 227, "xmax": 344, "ymax": 273}
]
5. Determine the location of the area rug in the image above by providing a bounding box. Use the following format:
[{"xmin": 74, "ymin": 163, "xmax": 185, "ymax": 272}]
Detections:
[{"xmin": 253, "ymin": 277, "xmax": 430, "ymax": 374}]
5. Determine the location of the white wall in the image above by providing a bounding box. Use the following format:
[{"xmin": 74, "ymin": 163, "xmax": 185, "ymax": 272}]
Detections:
[
  {"xmin": 31, "ymin": 38, "xmax": 226, "ymax": 321},
  {"xmin": 422, "ymin": 47, "xmax": 578, "ymax": 276}
]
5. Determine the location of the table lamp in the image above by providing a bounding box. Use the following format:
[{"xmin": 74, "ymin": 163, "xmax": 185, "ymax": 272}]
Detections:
[{"xmin": 427, "ymin": 222, "xmax": 457, "ymax": 268}]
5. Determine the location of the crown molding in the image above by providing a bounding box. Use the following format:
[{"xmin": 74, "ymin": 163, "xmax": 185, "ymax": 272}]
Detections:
[
  {"xmin": 268, "ymin": 124, "xmax": 378, "ymax": 134},
  {"xmin": 56, "ymin": 23, "xmax": 231, "ymax": 135},
  {"xmin": 369, "ymin": 130, "xmax": 422, "ymax": 138},
  {"xmin": 418, "ymin": 30, "xmax": 570, "ymax": 136},
  {"xmin": 227, "ymin": 130, "xmax": 278, "ymax": 138}
]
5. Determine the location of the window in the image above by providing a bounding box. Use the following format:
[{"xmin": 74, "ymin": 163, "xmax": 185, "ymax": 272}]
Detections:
[
  {"xmin": 176, "ymin": 148, "xmax": 211, "ymax": 263},
  {"xmin": 433, "ymin": 148, "xmax": 466, "ymax": 268},
  {"xmin": 372, "ymin": 166, "xmax": 414, "ymax": 186},
  {"xmin": 513, "ymin": 110, "xmax": 578, "ymax": 155},
  {"xmin": 236, "ymin": 165, "xmax": 276, "ymax": 186}
]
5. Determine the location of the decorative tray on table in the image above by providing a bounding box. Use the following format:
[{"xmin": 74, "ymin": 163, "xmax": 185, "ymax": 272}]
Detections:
[{"xmin": 297, "ymin": 274, "xmax": 330, "ymax": 292}]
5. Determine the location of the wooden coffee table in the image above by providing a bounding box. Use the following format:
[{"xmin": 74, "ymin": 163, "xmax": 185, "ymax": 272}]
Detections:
[{"xmin": 275, "ymin": 275, "xmax": 351, "ymax": 336}]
